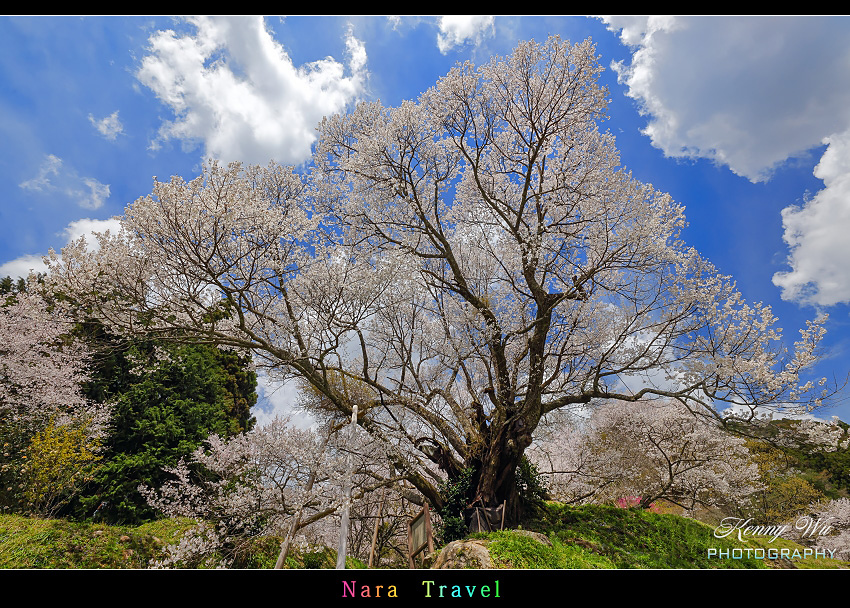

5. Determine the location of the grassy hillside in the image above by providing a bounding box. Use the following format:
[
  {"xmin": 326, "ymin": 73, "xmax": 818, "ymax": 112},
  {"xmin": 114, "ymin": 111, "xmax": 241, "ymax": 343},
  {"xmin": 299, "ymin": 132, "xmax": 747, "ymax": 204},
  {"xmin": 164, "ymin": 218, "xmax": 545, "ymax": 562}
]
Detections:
[
  {"xmin": 484, "ymin": 503, "xmax": 848, "ymax": 569},
  {"xmin": 0, "ymin": 514, "xmax": 203, "ymax": 568},
  {"xmin": 1, "ymin": 503, "xmax": 847, "ymax": 569},
  {"xmin": 0, "ymin": 513, "xmax": 360, "ymax": 569}
]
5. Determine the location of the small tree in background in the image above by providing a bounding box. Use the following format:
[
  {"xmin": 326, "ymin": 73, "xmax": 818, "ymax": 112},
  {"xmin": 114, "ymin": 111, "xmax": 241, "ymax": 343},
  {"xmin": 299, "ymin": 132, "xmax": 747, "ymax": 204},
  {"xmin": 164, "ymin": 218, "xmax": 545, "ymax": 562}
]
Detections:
[
  {"xmin": 742, "ymin": 438, "xmax": 824, "ymax": 522},
  {"xmin": 719, "ymin": 415, "xmax": 850, "ymax": 522},
  {"xmin": 800, "ymin": 498, "xmax": 850, "ymax": 560},
  {"xmin": 141, "ymin": 415, "xmax": 398, "ymax": 568},
  {"xmin": 0, "ymin": 286, "xmax": 104, "ymax": 514},
  {"xmin": 0, "ymin": 288, "xmax": 92, "ymax": 424},
  {"xmin": 528, "ymin": 399, "xmax": 763, "ymax": 512}
]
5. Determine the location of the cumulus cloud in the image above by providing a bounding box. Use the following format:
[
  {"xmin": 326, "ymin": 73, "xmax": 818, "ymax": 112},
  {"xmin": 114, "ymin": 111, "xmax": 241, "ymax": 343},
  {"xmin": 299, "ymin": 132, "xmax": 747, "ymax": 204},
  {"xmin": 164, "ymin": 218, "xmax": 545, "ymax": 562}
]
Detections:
[
  {"xmin": 0, "ymin": 217, "xmax": 122, "ymax": 281},
  {"xmin": 88, "ymin": 110, "xmax": 124, "ymax": 140},
  {"xmin": 136, "ymin": 16, "xmax": 368, "ymax": 166},
  {"xmin": 0, "ymin": 254, "xmax": 48, "ymax": 281},
  {"xmin": 605, "ymin": 16, "xmax": 850, "ymax": 182},
  {"xmin": 61, "ymin": 217, "xmax": 123, "ymax": 246},
  {"xmin": 772, "ymin": 128, "xmax": 850, "ymax": 306},
  {"xmin": 19, "ymin": 154, "xmax": 110, "ymax": 210},
  {"xmin": 436, "ymin": 15, "xmax": 494, "ymax": 54},
  {"xmin": 604, "ymin": 16, "xmax": 850, "ymax": 307}
]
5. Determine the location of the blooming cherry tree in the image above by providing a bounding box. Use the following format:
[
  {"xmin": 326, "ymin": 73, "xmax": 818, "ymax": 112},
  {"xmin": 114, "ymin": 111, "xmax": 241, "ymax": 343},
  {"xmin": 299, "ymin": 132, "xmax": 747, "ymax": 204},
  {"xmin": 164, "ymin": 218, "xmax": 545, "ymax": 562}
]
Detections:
[
  {"xmin": 528, "ymin": 399, "xmax": 763, "ymax": 510},
  {"xmin": 772, "ymin": 417, "xmax": 849, "ymax": 452},
  {"xmin": 48, "ymin": 36, "xmax": 832, "ymax": 525},
  {"xmin": 142, "ymin": 415, "xmax": 403, "ymax": 568},
  {"xmin": 1, "ymin": 288, "xmax": 107, "ymax": 513},
  {"xmin": 806, "ymin": 498, "xmax": 850, "ymax": 561},
  {"xmin": 780, "ymin": 497, "xmax": 850, "ymax": 561},
  {"xmin": 0, "ymin": 290, "xmax": 90, "ymax": 422}
]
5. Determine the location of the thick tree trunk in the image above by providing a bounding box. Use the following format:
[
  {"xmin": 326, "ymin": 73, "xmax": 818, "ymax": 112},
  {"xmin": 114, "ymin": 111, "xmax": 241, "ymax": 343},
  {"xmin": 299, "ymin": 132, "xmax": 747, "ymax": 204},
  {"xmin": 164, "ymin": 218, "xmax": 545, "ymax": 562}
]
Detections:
[
  {"xmin": 468, "ymin": 455, "xmax": 523, "ymax": 529},
  {"xmin": 467, "ymin": 418, "xmax": 534, "ymax": 528}
]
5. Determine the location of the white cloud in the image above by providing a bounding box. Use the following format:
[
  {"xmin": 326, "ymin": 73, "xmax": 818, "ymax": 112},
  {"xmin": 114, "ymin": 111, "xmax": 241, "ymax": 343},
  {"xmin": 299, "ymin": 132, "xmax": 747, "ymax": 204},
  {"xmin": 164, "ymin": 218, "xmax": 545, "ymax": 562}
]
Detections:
[
  {"xmin": 79, "ymin": 178, "xmax": 111, "ymax": 210},
  {"xmin": 18, "ymin": 153, "xmax": 62, "ymax": 192},
  {"xmin": 0, "ymin": 254, "xmax": 48, "ymax": 281},
  {"xmin": 605, "ymin": 16, "xmax": 850, "ymax": 183},
  {"xmin": 436, "ymin": 16, "xmax": 494, "ymax": 54},
  {"xmin": 136, "ymin": 16, "xmax": 368, "ymax": 166},
  {"xmin": 605, "ymin": 16, "xmax": 850, "ymax": 307},
  {"xmin": 88, "ymin": 110, "xmax": 124, "ymax": 140},
  {"xmin": 0, "ymin": 217, "xmax": 122, "ymax": 281},
  {"xmin": 772, "ymin": 128, "xmax": 850, "ymax": 306},
  {"xmin": 61, "ymin": 217, "xmax": 123, "ymax": 246},
  {"xmin": 344, "ymin": 23, "xmax": 368, "ymax": 75},
  {"xmin": 19, "ymin": 154, "xmax": 110, "ymax": 210}
]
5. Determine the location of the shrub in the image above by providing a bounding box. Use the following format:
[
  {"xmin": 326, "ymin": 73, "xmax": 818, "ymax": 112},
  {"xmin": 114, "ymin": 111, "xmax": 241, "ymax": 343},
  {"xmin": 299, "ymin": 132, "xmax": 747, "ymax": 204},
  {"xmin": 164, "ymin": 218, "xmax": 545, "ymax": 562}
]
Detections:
[{"xmin": 437, "ymin": 467, "xmax": 475, "ymax": 543}]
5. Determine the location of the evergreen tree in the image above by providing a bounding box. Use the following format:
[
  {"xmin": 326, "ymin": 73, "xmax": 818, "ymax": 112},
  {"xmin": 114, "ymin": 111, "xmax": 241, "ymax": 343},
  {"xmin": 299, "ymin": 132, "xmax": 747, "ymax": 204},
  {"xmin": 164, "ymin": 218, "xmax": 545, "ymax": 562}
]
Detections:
[{"xmin": 69, "ymin": 335, "xmax": 257, "ymax": 524}]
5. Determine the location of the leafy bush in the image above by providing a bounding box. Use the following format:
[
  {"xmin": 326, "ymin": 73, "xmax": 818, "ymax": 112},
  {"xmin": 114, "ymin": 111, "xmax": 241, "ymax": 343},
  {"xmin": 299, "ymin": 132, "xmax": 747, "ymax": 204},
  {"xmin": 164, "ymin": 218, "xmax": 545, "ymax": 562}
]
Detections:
[
  {"xmin": 303, "ymin": 547, "xmax": 335, "ymax": 569},
  {"xmin": 437, "ymin": 467, "xmax": 475, "ymax": 543},
  {"xmin": 516, "ymin": 456, "xmax": 550, "ymax": 518},
  {"xmin": 487, "ymin": 530, "xmax": 614, "ymax": 569}
]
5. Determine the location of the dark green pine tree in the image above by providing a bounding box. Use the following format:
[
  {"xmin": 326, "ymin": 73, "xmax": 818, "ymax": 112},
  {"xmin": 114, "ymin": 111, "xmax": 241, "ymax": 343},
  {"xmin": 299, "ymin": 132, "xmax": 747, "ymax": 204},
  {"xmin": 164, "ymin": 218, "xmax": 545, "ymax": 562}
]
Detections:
[
  {"xmin": 0, "ymin": 274, "xmax": 42, "ymax": 295},
  {"xmin": 69, "ymin": 332, "xmax": 257, "ymax": 525}
]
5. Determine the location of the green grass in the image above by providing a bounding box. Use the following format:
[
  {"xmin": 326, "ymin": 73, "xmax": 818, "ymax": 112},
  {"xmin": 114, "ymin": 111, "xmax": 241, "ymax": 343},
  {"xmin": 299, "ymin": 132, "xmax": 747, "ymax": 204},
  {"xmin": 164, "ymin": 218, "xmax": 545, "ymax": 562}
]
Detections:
[
  {"xmin": 486, "ymin": 502, "xmax": 849, "ymax": 569},
  {"xmin": 0, "ymin": 514, "xmax": 196, "ymax": 568},
  {"xmin": 486, "ymin": 530, "xmax": 616, "ymax": 569},
  {"xmin": 1, "ymin": 504, "xmax": 847, "ymax": 569},
  {"xmin": 0, "ymin": 513, "xmax": 369, "ymax": 569}
]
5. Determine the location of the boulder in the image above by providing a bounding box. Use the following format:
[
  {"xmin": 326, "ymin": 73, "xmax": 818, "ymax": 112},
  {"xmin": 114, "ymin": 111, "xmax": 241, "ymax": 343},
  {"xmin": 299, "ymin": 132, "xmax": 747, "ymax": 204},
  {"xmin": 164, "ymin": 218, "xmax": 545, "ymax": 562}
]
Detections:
[
  {"xmin": 430, "ymin": 531, "xmax": 552, "ymax": 568},
  {"xmin": 431, "ymin": 540, "xmax": 494, "ymax": 569}
]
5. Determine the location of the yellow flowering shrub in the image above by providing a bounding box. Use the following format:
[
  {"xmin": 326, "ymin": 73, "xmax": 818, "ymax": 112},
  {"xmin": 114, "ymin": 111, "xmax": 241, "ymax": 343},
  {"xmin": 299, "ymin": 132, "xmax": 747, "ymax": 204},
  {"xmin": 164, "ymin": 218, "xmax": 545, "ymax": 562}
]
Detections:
[{"xmin": 20, "ymin": 418, "xmax": 102, "ymax": 516}]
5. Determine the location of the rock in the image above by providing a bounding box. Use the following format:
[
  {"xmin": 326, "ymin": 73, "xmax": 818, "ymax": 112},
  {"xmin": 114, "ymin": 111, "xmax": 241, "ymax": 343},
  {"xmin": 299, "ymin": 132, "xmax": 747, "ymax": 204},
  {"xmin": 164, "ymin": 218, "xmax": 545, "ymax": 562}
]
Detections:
[
  {"xmin": 432, "ymin": 540, "xmax": 494, "ymax": 569},
  {"xmin": 511, "ymin": 530, "xmax": 552, "ymax": 547},
  {"xmin": 430, "ymin": 531, "xmax": 555, "ymax": 569}
]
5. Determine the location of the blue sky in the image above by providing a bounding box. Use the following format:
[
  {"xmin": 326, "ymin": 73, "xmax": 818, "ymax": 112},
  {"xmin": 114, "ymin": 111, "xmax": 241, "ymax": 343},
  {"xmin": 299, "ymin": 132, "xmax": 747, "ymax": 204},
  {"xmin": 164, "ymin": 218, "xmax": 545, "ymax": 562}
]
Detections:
[{"xmin": 2, "ymin": 15, "xmax": 850, "ymax": 424}]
